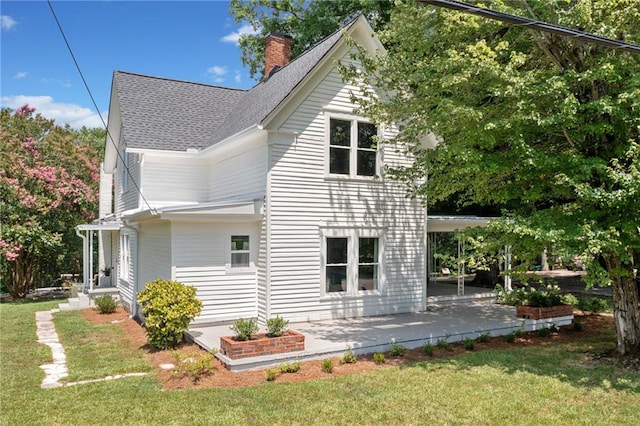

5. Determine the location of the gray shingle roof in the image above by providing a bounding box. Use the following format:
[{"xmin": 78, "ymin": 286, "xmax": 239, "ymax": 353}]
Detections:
[
  {"xmin": 114, "ymin": 72, "xmax": 245, "ymax": 151},
  {"xmin": 114, "ymin": 17, "xmax": 356, "ymax": 151}
]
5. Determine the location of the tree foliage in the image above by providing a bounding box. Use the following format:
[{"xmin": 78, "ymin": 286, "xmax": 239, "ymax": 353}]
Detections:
[
  {"xmin": 0, "ymin": 106, "xmax": 102, "ymax": 297},
  {"xmin": 229, "ymin": 0, "xmax": 392, "ymax": 78},
  {"xmin": 343, "ymin": 0, "xmax": 640, "ymax": 354}
]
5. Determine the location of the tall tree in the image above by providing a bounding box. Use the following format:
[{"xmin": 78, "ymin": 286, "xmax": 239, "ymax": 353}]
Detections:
[
  {"xmin": 343, "ymin": 0, "xmax": 640, "ymax": 355},
  {"xmin": 229, "ymin": 0, "xmax": 392, "ymax": 78},
  {"xmin": 0, "ymin": 106, "xmax": 101, "ymax": 297}
]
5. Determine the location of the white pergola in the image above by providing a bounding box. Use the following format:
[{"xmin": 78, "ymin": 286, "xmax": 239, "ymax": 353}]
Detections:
[{"xmin": 426, "ymin": 215, "xmax": 512, "ymax": 296}]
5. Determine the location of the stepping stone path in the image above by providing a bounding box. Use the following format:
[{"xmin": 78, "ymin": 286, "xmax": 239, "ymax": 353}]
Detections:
[
  {"xmin": 36, "ymin": 309, "xmax": 68, "ymax": 388},
  {"xmin": 36, "ymin": 308, "xmax": 147, "ymax": 389}
]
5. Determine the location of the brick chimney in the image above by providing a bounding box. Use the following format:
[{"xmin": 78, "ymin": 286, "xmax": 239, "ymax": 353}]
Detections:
[{"xmin": 264, "ymin": 33, "xmax": 293, "ymax": 78}]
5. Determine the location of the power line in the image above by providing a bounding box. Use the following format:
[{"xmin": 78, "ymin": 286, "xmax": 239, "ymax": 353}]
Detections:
[
  {"xmin": 46, "ymin": 0, "xmax": 156, "ymax": 215},
  {"xmin": 418, "ymin": 0, "xmax": 640, "ymax": 54}
]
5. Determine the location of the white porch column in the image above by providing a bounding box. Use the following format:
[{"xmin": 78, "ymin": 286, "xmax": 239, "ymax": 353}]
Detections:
[{"xmin": 504, "ymin": 245, "xmax": 512, "ymax": 292}]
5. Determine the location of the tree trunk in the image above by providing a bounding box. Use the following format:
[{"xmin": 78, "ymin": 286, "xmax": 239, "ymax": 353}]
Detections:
[{"xmin": 605, "ymin": 254, "xmax": 640, "ymax": 356}]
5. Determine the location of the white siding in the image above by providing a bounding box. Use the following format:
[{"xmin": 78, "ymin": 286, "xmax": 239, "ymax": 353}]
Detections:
[
  {"xmin": 265, "ymin": 56, "xmax": 425, "ymax": 322},
  {"xmin": 208, "ymin": 144, "xmax": 267, "ymax": 201},
  {"xmin": 138, "ymin": 221, "xmax": 172, "ymax": 287},
  {"xmin": 143, "ymin": 156, "xmax": 208, "ymax": 204},
  {"xmin": 172, "ymin": 221, "xmax": 259, "ymax": 324},
  {"xmin": 117, "ymin": 229, "xmax": 137, "ymax": 313},
  {"xmin": 115, "ymin": 149, "xmax": 140, "ymax": 214}
]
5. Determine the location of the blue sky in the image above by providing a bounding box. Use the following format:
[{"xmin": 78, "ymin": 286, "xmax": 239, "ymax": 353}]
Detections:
[{"xmin": 1, "ymin": 0, "xmax": 259, "ymax": 128}]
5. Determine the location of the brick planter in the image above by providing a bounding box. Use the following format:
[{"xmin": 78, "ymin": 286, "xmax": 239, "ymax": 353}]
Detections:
[
  {"xmin": 516, "ymin": 304, "xmax": 574, "ymax": 320},
  {"xmin": 219, "ymin": 330, "xmax": 305, "ymax": 359}
]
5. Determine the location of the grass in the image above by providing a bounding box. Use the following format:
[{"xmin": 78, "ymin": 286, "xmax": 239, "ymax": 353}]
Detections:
[{"xmin": 2, "ymin": 299, "xmax": 639, "ymax": 425}]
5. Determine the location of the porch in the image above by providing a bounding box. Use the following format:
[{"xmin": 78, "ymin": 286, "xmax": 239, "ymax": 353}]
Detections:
[{"xmin": 186, "ymin": 299, "xmax": 572, "ymax": 371}]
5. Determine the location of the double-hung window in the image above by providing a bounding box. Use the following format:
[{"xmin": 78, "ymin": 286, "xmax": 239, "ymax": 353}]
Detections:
[
  {"xmin": 323, "ymin": 230, "xmax": 383, "ymax": 295},
  {"xmin": 119, "ymin": 234, "xmax": 130, "ymax": 280},
  {"xmin": 230, "ymin": 235, "xmax": 250, "ymax": 268},
  {"xmin": 328, "ymin": 117, "xmax": 378, "ymax": 177}
]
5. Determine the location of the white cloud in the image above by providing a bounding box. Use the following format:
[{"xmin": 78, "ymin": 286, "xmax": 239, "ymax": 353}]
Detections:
[
  {"xmin": 234, "ymin": 70, "xmax": 241, "ymax": 83},
  {"xmin": 0, "ymin": 95, "xmax": 107, "ymax": 129},
  {"xmin": 206, "ymin": 65, "xmax": 227, "ymax": 83},
  {"xmin": 13, "ymin": 72, "xmax": 28, "ymax": 79},
  {"xmin": 221, "ymin": 24, "xmax": 260, "ymax": 44},
  {"xmin": 1, "ymin": 15, "xmax": 17, "ymax": 30}
]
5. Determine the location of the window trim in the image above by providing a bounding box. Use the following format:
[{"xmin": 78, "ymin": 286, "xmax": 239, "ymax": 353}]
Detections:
[
  {"xmin": 320, "ymin": 227, "xmax": 386, "ymax": 298},
  {"xmin": 227, "ymin": 234, "xmax": 254, "ymax": 273},
  {"xmin": 325, "ymin": 113, "xmax": 381, "ymax": 180},
  {"xmin": 119, "ymin": 234, "xmax": 130, "ymax": 280}
]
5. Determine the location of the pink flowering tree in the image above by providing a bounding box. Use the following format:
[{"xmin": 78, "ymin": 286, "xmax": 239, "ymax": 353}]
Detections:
[{"xmin": 0, "ymin": 106, "xmax": 101, "ymax": 298}]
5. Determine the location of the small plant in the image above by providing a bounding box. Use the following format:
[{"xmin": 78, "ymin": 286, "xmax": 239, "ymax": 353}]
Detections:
[
  {"xmin": 389, "ymin": 340, "xmax": 406, "ymax": 357},
  {"xmin": 266, "ymin": 315, "xmax": 289, "ymax": 337},
  {"xmin": 436, "ymin": 338, "xmax": 452, "ymax": 352},
  {"xmin": 538, "ymin": 327, "xmax": 551, "ymax": 337},
  {"xmin": 279, "ymin": 361, "xmax": 301, "ymax": 373},
  {"xmin": 372, "ymin": 353, "xmax": 385, "ymax": 364},
  {"xmin": 462, "ymin": 337, "xmax": 475, "ymax": 351},
  {"xmin": 340, "ymin": 345, "xmax": 357, "ymax": 364},
  {"xmin": 504, "ymin": 332, "xmax": 516, "ymax": 343},
  {"xmin": 230, "ymin": 318, "xmax": 259, "ymax": 341},
  {"xmin": 265, "ymin": 368, "xmax": 279, "ymax": 381},
  {"xmin": 476, "ymin": 333, "xmax": 490, "ymax": 343},
  {"xmin": 576, "ymin": 295, "xmax": 611, "ymax": 314},
  {"xmin": 137, "ymin": 279, "xmax": 203, "ymax": 349},
  {"xmin": 321, "ymin": 358, "xmax": 334, "ymax": 373},
  {"xmin": 422, "ymin": 343, "xmax": 434, "ymax": 356},
  {"xmin": 572, "ymin": 320, "xmax": 583, "ymax": 331},
  {"xmin": 93, "ymin": 294, "xmax": 118, "ymax": 314},
  {"xmin": 172, "ymin": 350, "xmax": 216, "ymax": 383}
]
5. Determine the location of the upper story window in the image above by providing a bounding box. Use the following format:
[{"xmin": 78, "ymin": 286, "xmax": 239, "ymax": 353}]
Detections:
[
  {"xmin": 120, "ymin": 152, "xmax": 130, "ymax": 192},
  {"xmin": 329, "ymin": 118, "xmax": 378, "ymax": 178}
]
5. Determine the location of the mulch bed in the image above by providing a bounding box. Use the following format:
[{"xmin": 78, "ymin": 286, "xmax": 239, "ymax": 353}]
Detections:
[{"xmin": 82, "ymin": 307, "xmax": 621, "ymax": 390}]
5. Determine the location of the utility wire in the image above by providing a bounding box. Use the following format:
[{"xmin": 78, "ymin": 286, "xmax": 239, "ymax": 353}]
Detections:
[
  {"xmin": 418, "ymin": 0, "xmax": 640, "ymax": 54},
  {"xmin": 47, "ymin": 0, "xmax": 156, "ymax": 215}
]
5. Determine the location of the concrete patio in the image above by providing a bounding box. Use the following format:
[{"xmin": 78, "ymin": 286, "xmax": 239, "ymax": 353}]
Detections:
[{"xmin": 187, "ymin": 292, "xmax": 573, "ymax": 371}]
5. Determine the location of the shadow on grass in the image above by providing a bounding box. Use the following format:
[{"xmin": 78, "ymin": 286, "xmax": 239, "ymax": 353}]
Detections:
[{"xmin": 405, "ymin": 328, "xmax": 640, "ymax": 394}]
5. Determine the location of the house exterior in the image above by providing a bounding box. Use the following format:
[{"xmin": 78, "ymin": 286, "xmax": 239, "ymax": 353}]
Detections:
[{"xmin": 80, "ymin": 15, "xmax": 427, "ymax": 325}]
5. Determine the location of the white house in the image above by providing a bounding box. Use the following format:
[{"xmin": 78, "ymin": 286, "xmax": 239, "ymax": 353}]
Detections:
[{"xmin": 78, "ymin": 15, "xmax": 429, "ymax": 325}]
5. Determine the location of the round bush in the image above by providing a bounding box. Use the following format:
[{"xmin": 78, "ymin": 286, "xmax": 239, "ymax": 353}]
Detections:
[{"xmin": 137, "ymin": 279, "xmax": 202, "ymax": 349}]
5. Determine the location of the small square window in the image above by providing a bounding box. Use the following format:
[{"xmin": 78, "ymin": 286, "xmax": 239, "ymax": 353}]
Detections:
[{"xmin": 231, "ymin": 235, "xmax": 250, "ymax": 268}]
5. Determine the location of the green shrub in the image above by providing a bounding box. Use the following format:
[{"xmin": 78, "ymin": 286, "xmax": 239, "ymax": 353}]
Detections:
[
  {"xmin": 266, "ymin": 315, "xmax": 289, "ymax": 337},
  {"xmin": 172, "ymin": 350, "xmax": 216, "ymax": 383},
  {"xmin": 422, "ymin": 343, "xmax": 434, "ymax": 356},
  {"xmin": 93, "ymin": 294, "xmax": 117, "ymax": 314},
  {"xmin": 436, "ymin": 338, "xmax": 452, "ymax": 352},
  {"xmin": 538, "ymin": 327, "xmax": 551, "ymax": 337},
  {"xmin": 321, "ymin": 358, "xmax": 334, "ymax": 373},
  {"xmin": 476, "ymin": 333, "xmax": 490, "ymax": 343},
  {"xmin": 266, "ymin": 316, "xmax": 289, "ymax": 337},
  {"xmin": 576, "ymin": 295, "xmax": 611, "ymax": 314},
  {"xmin": 230, "ymin": 318, "xmax": 259, "ymax": 341},
  {"xmin": 562, "ymin": 293, "xmax": 579, "ymax": 306},
  {"xmin": 462, "ymin": 337, "xmax": 475, "ymax": 351},
  {"xmin": 265, "ymin": 368, "xmax": 279, "ymax": 381},
  {"xmin": 279, "ymin": 361, "xmax": 301, "ymax": 373},
  {"xmin": 572, "ymin": 319, "xmax": 583, "ymax": 331},
  {"xmin": 372, "ymin": 353, "xmax": 385, "ymax": 364},
  {"xmin": 137, "ymin": 279, "xmax": 202, "ymax": 349},
  {"xmin": 389, "ymin": 341, "xmax": 406, "ymax": 357},
  {"xmin": 505, "ymin": 332, "xmax": 516, "ymax": 343},
  {"xmin": 341, "ymin": 345, "xmax": 357, "ymax": 364}
]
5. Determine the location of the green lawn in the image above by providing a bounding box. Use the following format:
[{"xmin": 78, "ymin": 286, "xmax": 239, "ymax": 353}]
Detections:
[{"xmin": 1, "ymin": 300, "xmax": 639, "ymax": 425}]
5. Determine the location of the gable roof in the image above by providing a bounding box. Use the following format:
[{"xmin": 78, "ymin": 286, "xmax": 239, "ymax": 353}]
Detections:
[{"xmin": 113, "ymin": 15, "xmax": 362, "ymax": 152}]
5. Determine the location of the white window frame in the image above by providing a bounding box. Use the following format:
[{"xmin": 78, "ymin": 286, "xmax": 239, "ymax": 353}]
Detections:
[
  {"xmin": 325, "ymin": 113, "xmax": 381, "ymax": 179},
  {"xmin": 121, "ymin": 152, "xmax": 130, "ymax": 193},
  {"xmin": 228, "ymin": 235, "xmax": 253, "ymax": 272},
  {"xmin": 119, "ymin": 234, "xmax": 130, "ymax": 280},
  {"xmin": 320, "ymin": 228, "xmax": 385, "ymax": 298}
]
